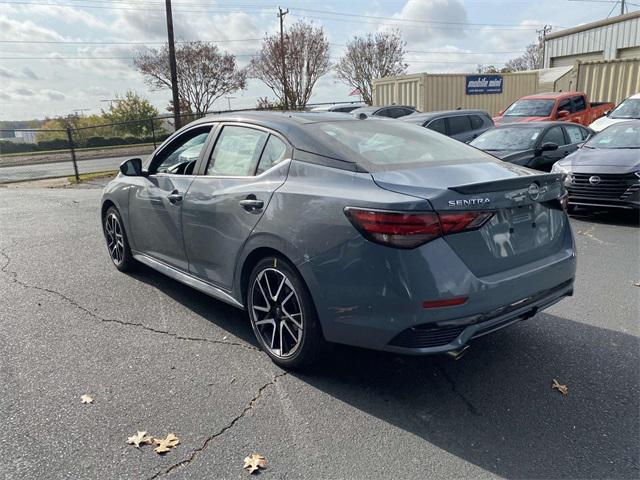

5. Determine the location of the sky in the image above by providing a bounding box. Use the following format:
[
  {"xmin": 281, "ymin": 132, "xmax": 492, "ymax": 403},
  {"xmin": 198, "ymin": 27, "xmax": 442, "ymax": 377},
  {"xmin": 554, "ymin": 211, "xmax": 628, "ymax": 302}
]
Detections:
[{"xmin": 0, "ymin": 0, "xmax": 636, "ymax": 120}]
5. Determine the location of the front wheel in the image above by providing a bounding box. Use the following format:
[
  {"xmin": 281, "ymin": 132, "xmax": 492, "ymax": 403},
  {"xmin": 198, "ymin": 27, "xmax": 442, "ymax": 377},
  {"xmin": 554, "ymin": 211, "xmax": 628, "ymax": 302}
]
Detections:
[
  {"xmin": 103, "ymin": 206, "xmax": 136, "ymax": 272},
  {"xmin": 247, "ymin": 256, "xmax": 324, "ymax": 370}
]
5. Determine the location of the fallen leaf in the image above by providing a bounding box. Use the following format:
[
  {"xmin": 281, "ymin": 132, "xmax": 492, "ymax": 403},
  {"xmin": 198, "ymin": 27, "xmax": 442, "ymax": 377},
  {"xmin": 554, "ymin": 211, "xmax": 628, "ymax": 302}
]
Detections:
[
  {"xmin": 552, "ymin": 379, "xmax": 568, "ymax": 396},
  {"xmin": 80, "ymin": 394, "xmax": 93, "ymax": 404},
  {"xmin": 243, "ymin": 453, "xmax": 267, "ymax": 474},
  {"xmin": 127, "ymin": 431, "xmax": 153, "ymax": 448},
  {"xmin": 154, "ymin": 433, "xmax": 179, "ymax": 454}
]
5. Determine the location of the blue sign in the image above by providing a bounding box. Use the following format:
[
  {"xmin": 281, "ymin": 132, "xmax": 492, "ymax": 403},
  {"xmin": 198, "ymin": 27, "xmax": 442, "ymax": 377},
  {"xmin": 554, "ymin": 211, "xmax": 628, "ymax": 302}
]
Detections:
[{"xmin": 465, "ymin": 75, "xmax": 503, "ymax": 95}]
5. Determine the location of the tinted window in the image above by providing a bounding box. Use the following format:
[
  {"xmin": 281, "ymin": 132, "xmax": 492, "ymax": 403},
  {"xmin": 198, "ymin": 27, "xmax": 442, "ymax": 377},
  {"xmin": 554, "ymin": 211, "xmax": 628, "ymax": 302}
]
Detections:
[
  {"xmin": 206, "ymin": 126, "xmax": 268, "ymax": 176},
  {"xmin": 469, "ymin": 115, "xmax": 485, "ymax": 130},
  {"xmin": 314, "ymin": 121, "xmax": 492, "ymax": 169},
  {"xmin": 426, "ymin": 118, "xmax": 447, "ymax": 134},
  {"xmin": 504, "ymin": 99, "xmax": 555, "ymax": 117},
  {"xmin": 375, "ymin": 108, "xmax": 392, "ymax": 117},
  {"xmin": 256, "ymin": 135, "xmax": 288, "ymax": 174},
  {"xmin": 572, "ymin": 95, "xmax": 586, "ymax": 112},
  {"xmin": 154, "ymin": 127, "xmax": 212, "ymax": 174},
  {"xmin": 557, "ymin": 98, "xmax": 573, "ymax": 113},
  {"xmin": 565, "ymin": 124, "xmax": 588, "ymax": 143},
  {"xmin": 541, "ymin": 126, "xmax": 566, "ymax": 146},
  {"xmin": 448, "ymin": 115, "xmax": 472, "ymax": 135},
  {"xmin": 388, "ymin": 108, "xmax": 409, "ymax": 118}
]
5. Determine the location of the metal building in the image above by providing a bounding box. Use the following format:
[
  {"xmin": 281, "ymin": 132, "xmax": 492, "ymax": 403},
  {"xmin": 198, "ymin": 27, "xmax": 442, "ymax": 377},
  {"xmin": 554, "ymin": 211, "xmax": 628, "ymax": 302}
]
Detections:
[{"xmin": 544, "ymin": 10, "xmax": 640, "ymax": 67}]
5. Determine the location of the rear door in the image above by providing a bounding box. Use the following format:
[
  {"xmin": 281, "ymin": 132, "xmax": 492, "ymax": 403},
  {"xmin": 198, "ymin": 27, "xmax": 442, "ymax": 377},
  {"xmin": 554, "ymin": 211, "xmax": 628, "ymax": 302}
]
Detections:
[
  {"xmin": 563, "ymin": 124, "xmax": 590, "ymax": 154},
  {"xmin": 570, "ymin": 95, "xmax": 588, "ymax": 125},
  {"xmin": 447, "ymin": 115, "xmax": 473, "ymax": 142},
  {"xmin": 469, "ymin": 114, "xmax": 491, "ymax": 140},
  {"xmin": 128, "ymin": 124, "xmax": 215, "ymax": 270},
  {"xmin": 182, "ymin": 124, "xmax": 291, "ymax": 289},
  {"xmin": 425, "ymin": 118, "xmax": 447, "ymax": 135}
]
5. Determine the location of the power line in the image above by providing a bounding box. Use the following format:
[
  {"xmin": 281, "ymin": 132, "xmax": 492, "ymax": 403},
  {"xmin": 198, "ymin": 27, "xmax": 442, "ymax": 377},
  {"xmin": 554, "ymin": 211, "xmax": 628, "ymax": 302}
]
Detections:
[{"xmin": 0, "ymin": 39, "xmax": 262, "ymax": 45}]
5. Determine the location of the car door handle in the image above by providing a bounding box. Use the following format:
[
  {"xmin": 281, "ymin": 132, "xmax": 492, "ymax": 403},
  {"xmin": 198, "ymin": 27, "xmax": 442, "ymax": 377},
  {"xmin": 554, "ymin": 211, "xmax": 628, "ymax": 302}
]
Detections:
[
  {"xmin": 167, "ymin": 191, "xmax": 183, "ymax": 204},
  {"xmin": 239, "ymin": 198, "xmax": 264, "ymax": 211}
]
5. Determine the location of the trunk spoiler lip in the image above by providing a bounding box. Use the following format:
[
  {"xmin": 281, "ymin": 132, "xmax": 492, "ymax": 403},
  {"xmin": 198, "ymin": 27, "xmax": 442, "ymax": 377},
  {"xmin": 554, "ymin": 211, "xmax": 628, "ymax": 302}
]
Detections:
[{"xmin": 448, "ymin": 173, "xmax": 563, "ymax": 194}]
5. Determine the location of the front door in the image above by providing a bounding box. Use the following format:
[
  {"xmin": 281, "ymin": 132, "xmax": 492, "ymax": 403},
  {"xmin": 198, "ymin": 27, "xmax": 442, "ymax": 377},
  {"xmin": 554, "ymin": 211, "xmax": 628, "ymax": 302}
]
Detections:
[
  {"xmin": 534, "ymin": 125, "xmax": 572, "ymax": 171},
  {"xmin": 182, "ymin": 125, "xmax": 290, "ymax": 289},
  {"xmin": 128, "ymin": 125, "xmax": 214, "ymax": 270}
]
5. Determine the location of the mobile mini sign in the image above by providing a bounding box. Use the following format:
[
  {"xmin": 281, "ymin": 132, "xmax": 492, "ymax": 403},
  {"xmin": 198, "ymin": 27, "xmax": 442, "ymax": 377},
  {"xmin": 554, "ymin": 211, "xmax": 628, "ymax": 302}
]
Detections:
[{"xmin": 465, "ymin": 75, "xmax": 503, "ymax": 95}]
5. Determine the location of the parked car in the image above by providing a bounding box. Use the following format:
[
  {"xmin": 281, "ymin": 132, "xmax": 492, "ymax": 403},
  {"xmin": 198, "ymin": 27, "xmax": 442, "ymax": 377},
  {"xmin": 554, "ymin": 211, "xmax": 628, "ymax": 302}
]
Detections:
[
  {"xmin": 400, "ymin": 109, "xmax": 494, "ymax": 142},
  {"xmin": 470, "ymin": 121, "xmax": 592, "ymax": 171},
  {"xmin": 103, "ymin": 111, "xmax": 575, "ymax": 369},
  {"xmin": 310, "ymin": 103, "xmax": 364, "ymax": 113},
  {"xmin": 494, "ymin": 92, "xmax": 614, "ymax": 127},
  {"xmin": 589, "ymin": 93, "xmax": 640, "ymax": 132},
  {"xmin": 552, "ymin": 121, "xmax": 640, "ymax": 210},
  {"xmin": 350, "ymin": 105, "xmax": 417, "ymax": 118}
]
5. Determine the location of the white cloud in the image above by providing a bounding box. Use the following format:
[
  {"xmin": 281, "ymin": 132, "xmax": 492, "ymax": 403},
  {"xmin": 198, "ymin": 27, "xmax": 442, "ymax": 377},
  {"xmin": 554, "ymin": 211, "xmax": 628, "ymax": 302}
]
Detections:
[{"xmin": 42, "ymin": 89, "xmax": 66, "ymax": 101}]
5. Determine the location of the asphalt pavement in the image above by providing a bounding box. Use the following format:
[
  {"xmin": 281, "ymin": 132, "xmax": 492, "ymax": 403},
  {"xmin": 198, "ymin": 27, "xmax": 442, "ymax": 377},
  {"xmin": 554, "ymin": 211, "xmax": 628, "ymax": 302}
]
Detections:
[
  {"xmin": 0, "ymin": 187, "xmax": 638, "ymax": 479},
  {"xmin": 0, "ymin": 156, "xmax": 129, "ymax": 183}
]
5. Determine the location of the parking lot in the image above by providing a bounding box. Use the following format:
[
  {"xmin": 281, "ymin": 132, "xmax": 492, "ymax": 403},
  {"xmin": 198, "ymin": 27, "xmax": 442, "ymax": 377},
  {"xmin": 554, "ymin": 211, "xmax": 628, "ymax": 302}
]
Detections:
[{"xmin": 0, "ymin": 186, "xmax": 638, "ymax": 479}]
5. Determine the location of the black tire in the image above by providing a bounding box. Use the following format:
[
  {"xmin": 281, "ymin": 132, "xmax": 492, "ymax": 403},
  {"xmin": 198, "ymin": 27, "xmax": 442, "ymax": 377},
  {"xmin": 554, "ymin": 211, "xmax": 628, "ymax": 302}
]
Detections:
[
  {"xmin": 103, "ymin": 206, "xmax": 136, "ymax": 272},
  {"xmin": 247, "ymin": 256, "xmax": 324, "ymax": 370}
]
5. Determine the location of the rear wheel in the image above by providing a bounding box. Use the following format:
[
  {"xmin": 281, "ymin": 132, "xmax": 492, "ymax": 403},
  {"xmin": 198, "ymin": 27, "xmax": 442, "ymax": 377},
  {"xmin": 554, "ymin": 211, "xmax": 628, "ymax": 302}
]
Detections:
[
  {"xmin": 247, "ymin": 256, "xmax": 324, "ymax": 370},
  {"xmin": 103, "ymin": 206, "xmax": 136, "ymax": 272}
]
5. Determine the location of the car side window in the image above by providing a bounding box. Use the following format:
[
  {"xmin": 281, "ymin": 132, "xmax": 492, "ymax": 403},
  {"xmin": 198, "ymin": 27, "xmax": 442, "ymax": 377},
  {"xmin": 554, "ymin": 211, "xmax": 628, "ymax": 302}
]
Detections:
[
  {"xmin": 206, "ymin": 126, "xmax": 268, "ymax": 177},
  {"xmin": 565, "ymin": 124, "xmax": 587, "ymax": 144},
  {"xmin": 376, "ymin": 108, "xmax": 391, "ymax": 117},
  {"xmin": 388, "ymin": 108, "xmax": 406, "ymax": 118},
  {"xmin": 153, "ymin": 126, "xmax": 213, "ymax": 174},
  {"xmin": 572, "ymin": 95, "xmax": 586, "ymax": 112},
  {"xmin": 447, "ymin": 115, "xmax": 472, "ymax": 135},
  {"xmin": 256, "ymin": 135, "xmax": 288, "ymax": 175},
  {"xmin": 469, "ymin": 115, "xmax": 484, "ymax": 130},
  {"xmin": 426, "ymin": 118, "xmax": 447, "ymax": 134},
  {"xmin": 558, "ymin": 98, "xmax": 573, "ymax": 113},
  {"xmin": 541, "ymin": 126, "xmax": 566, "ymax": 146}
]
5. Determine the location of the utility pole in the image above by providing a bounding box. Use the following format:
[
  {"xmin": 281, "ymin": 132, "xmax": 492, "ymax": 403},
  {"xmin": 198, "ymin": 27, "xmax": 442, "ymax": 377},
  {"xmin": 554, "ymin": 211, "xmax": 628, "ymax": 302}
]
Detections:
[
  {"xmin": 165, "ymin": 0, "xmax": 181, "ymax": 130},
  {"xmin": 536, "ymin": 24, "xmax": 552, "ymax": 68},
  {"xmin": 277, "ymin": 6, "xmax": 289, "ymax": 110},
  {"xmin": 621, "ymin": 0, "xmax": 626, "ymax": 15},
  {"xmin": 225, "ymin": 96, "xmax": 236, "ymax": 111}
]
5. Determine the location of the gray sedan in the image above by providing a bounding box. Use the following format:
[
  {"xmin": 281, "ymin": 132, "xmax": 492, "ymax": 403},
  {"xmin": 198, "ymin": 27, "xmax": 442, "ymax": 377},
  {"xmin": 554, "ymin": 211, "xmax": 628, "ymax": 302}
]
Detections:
[{"xmin": 102, "ymin": 112, "xmax": 576, "ymax": 369}]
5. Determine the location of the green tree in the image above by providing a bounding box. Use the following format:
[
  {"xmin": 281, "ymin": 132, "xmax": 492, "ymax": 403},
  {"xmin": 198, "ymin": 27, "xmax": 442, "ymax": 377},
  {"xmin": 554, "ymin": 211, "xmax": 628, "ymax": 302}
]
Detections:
[{"xmin": 102, "ymin": 91, "xmax": 161, "ymax": 137}]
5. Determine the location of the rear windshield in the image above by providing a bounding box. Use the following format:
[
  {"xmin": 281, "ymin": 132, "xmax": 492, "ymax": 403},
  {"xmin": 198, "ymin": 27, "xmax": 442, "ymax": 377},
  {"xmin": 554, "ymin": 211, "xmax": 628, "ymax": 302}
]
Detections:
[
  {"xmin": 311, "ymin": 119, "xmax": 492, "ymax": 170},
  {"xmin": 471, "ymin": 127, "xmax": 541, "ymax": 151},
  {"xmin": 504, "ymin": 99, "xmax": 555, "ymax": 117}
]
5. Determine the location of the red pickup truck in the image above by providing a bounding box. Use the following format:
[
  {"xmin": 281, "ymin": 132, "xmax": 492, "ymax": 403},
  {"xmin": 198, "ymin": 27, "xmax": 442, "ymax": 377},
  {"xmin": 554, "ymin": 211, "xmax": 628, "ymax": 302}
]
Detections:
[{"xmin": 494, "ymin": 92, "xmax": 614, "ymax": 127}]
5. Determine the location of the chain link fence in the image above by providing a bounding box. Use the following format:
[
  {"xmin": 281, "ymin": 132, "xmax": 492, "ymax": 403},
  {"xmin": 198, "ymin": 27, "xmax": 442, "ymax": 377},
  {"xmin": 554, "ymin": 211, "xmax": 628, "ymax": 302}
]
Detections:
[{"xmin": 0, "ymin": 101, "xmax": 364, "ymax": 184}]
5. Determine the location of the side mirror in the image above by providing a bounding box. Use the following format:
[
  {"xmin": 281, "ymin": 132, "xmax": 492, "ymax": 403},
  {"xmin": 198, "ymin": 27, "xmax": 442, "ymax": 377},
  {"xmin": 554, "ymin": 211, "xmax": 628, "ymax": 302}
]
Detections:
[
  {"xmin": 120, "ymin": 158, "xmax": 144, "ymax": 176},
  {"xmin": 540, "ymin": 142, "xmax": 559, "ymax": 152},
  {"xmin": 603, "ymin": 110, "xmax": 610, "ymax": 117},
  {"xmin": 557, "ymin": 110, "xmax": 570, "ymax": 118}
]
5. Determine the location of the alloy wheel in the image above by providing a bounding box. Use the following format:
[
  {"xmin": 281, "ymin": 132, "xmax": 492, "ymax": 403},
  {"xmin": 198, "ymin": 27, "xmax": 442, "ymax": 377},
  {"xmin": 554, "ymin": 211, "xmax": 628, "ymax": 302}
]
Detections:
[
  {"xmin": 249, "ymin": 267, "xmax": 304, "ymax": 358},
  {"xmin": 105, "ymin": 213, "xmax": 125, "ymax": 265}
]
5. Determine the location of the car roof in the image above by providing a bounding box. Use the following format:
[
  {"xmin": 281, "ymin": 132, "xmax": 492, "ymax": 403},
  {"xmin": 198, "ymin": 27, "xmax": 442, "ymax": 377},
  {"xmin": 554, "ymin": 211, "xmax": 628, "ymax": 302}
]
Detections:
[
  {"xmin": 351, "ymin": 105, "xmax": 414, "ymax": 114},
  {"xmin": 628, "ymin": 93, "xmax": 640, "ymax": 100},
  {"xmin": 311, "ymin": 103, "xmax": 363, "ymax": 111},
  {"xmin": 400, "ymin": 109, "xmax": 489, "ymax": 122},
  {"xmin": 494, "ymin": 121, "xmax": 581, "ymax": 129},
  {"xmin": 519, "ymin": 92, "xmax": 584, "ymax": 100}
]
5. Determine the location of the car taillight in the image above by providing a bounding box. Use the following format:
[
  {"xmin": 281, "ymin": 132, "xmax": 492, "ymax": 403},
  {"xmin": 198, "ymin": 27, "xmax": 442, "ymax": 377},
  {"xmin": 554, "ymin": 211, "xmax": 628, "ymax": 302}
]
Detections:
[{"xmin": 344, "ymin": 207, "xmax": 493, "ymax": 249}]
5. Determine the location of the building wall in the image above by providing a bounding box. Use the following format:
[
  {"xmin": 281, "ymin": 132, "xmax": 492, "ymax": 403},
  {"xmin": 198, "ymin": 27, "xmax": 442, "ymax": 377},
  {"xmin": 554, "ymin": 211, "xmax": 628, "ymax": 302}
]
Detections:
[
  {"xmin": 372, "ymin": 71, "xmax": 538, "ymax": 116},
  {"xmin": 544, "ymin": 11, "xmax": 640, "ymax": 67},
  {"xmin": 577, "ymin": 58, "xmax": 640, "ymax": 103}
]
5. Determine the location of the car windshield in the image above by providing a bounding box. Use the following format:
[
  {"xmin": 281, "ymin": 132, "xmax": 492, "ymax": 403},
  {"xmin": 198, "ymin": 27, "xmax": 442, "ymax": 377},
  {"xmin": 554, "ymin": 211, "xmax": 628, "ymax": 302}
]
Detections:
[
  {"xmin": 503, "ymin": 99, "xmax": 555, "ymax": 117},
  {"xmin": 609, "ymin": 98, "xmax": 640, "ymax": 119},
  {"xmin": 470, "ymin": 127, "xmax": 541, "ymax": 151},
  {"xmin": 313, "ymin": 120, "xmax": 492, "ymax": 169},
  {"xmin": 584, "ymin": 122, "xmax": 640, "ymax": 149}
]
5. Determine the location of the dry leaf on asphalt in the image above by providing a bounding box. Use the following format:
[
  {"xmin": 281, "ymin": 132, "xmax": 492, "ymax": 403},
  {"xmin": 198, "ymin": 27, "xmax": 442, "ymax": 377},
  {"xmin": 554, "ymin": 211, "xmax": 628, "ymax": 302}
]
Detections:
[
  {"xmin": 153, "ymin": 433, "xmax": 180, "ymax": 454},
  {"xmin": 127, "ymin": 431, "xmax": 154, "ymax": 448},
  {"xmin": 552, "ymin": 379, "xmax": 568, "ymax": 396},
  {"xmin": 243, "ymin": 453, "xmax": 267, "ymax": 474},
  {"xmin": 80, "ymin": 394, "xmax": 93, "ymax": 404}
]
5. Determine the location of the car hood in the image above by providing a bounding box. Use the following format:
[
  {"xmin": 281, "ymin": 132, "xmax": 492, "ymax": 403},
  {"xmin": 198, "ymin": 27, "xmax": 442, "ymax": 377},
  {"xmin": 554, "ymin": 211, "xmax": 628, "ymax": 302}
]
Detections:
[
  {"xmin": 557, "ymin": 148, "xmax": 640, "ymax": 173},
  {"xmin": 589, "ymin": 115, "xmax": 638, "ymax": 132}
]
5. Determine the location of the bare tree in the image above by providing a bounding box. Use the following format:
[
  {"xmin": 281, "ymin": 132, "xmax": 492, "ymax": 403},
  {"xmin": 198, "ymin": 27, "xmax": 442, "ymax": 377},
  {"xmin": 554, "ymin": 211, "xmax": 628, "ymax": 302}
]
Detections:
[
  {"xmin": 335, "ymin": 30, "xmax": 407, "ymax": 105},
  {"xmin": 503, "ymin": 42, "xmax": 543, "ymax": 72},
  {"xmin": 251, "ymin": 20, "xmax": 331, "ymax": 109},
  {"xmin": 134, "ymin": 42, "xmax": 247, "ymax": 115}
]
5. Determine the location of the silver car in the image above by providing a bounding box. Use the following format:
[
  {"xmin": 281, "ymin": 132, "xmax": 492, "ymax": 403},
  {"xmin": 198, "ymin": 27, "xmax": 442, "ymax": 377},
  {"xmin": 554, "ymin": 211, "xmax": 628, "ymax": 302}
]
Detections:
[{"xmin": 102, "ymin": 111, "xmax": 576, "ymax": 369}]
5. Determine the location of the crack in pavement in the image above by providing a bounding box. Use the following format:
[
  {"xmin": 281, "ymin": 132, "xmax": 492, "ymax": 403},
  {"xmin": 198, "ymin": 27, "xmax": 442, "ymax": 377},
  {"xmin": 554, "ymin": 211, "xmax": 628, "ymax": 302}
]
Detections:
[
  {"xmin": 147, "ymin": 371, "xmax": 288, "ymax": 479},
  {"xmin": 0, "ymin": 248, "xmax": 259, "ymax": 352},
  {"xmin": 435, "ymin": 363, "xmax": 481, "ymax": 416}
]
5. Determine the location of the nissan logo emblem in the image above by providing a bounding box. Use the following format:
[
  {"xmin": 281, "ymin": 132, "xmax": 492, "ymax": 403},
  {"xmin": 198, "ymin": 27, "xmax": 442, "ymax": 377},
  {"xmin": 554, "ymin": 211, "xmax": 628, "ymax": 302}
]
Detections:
[
  {"xmin": 589, "ymin": 175, "xmax": 601, "ymax": 186},
  {"xmin": 528, "ymin": 183, "xmax": 540, "ymax": 200}
]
